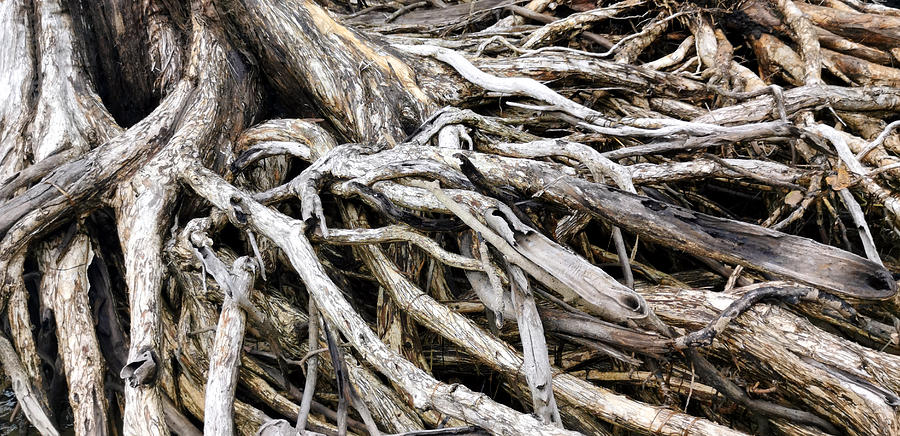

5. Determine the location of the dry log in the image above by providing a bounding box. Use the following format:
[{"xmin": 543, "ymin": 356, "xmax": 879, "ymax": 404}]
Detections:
[
  {"xmin": 639, "ymin": 283, "xmax": 900, "ymax": 436},
  {"xmin": 286, "ymin": 143, "xmax": 896, "ymax": 300},
  {"xmin": 473, "ymin": 52, "xmax": 710, "ymax": 99},
  {"xmin": 771, "ymin": 0, "xmax": 823, "ymax": 85},
  {"xmin": 356, "ymin": 227, "xmax": 744, "ymax": 435},
  {"xmin": 693, "ymin": 16, "xmax": 766, "ymax": 91},
  {"xmin": 218, "ymin": 0, "xmax": 435, "ymax": 143},
  {"xmin": 796, "ymin": 2, "xmax": 900, "ymax": 50},
  {"xmin": 519, "ymin": 0, "xmax": 643, "ymax": 49},
  {"xmin": 748, "ymin": 33, "xmax": 805, "ymax": 85},
  {"xmin": 816, "ymin": 27, "xmax": 894, "ymax": 65},
  {"xmin": 822, "ymin": 48, "xmax": 900, "ymax": 86},
  {"xmin": 695, "ymin": 85, "xmax": 900, "ymax": 124},
  {"xmin": 167, "ymin": 221, "xmax": 426, "ymax": 433},
  {"xmin": 0, "ymin": 335, "xmax": 58, "ymax": 436}
]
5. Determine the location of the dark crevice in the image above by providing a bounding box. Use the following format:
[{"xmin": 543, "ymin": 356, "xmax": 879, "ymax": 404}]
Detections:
[{"xmin": 66, "ymin": 0, "xmax": 160, "ymax": 127}]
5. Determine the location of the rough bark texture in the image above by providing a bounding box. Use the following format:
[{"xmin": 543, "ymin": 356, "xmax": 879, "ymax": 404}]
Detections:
[
  {"xmin": 2, "ymin": 0, "xmax": 900, "ymax": 435},
  {"xmin": 38, "ymin": 233, "xmax": 108, "ymax": 436}
]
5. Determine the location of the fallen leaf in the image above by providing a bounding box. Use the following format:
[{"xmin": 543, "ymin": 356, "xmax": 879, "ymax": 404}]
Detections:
[
  {"xmin": 826, "ymin": 166, "xmax": 852, "ymax": 190},
  {"xmin": 784, "ymin": 190, "xmax": 803, "ymax": 206}
]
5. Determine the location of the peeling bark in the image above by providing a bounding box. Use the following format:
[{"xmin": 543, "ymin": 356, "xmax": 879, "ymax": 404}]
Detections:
[
  {"xmin": 38, "ymin": 233, "xmax": 108, "ymax": 436},
  {"xmin": 3, "ymin": 1, "xmax": 900, "ymax": 435}
]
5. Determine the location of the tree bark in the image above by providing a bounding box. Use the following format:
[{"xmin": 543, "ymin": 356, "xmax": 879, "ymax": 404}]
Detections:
[{"xmin": 2, "ymin": 0, "xmax": 900, "ymax": 435}]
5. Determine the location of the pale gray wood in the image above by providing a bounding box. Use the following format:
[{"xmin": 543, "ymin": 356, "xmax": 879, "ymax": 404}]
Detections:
[
  {"xmin": 202, "ymin": 257, "xmax": 257, "ymax": 436},
  {"xmin": 182, "ymin": 165, "xmax": 584, "ymax": 436},
  {"xmin": 0, "ymin": 335, "xmax": 58, "ymax": 436}
]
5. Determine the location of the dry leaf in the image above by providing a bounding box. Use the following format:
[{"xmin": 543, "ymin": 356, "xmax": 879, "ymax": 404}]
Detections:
[
  {"xmin": 784, "ymin": 190, "xmax": 803, "ymax": 206},
  {"xmin": 826, "ymin": 166, "xmax": 852, "ymax": 190}
]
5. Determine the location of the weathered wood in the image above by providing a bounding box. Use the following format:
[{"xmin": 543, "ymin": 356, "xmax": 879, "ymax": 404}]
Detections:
[
  {"xmin": 69, "ymin": 0, "xmax": 160, "ymax": 125},
  {"xmin": 822, "ymin": 48, "xmax": 900, "ymax": 86},
  {"xmin": 164, "ymin": 249, "xmax": 345, "ymax": 435},
  {"xmin": 182, "ymin": 165, "xmax": 582, "ymax": 436},
  {"xmin": 0, "ymin": 335, "xmax": 58, "ymax": 436},
  {"xmin": 30, "ymin": 0, "xmax": 122, "ymax": 159},
  {"xmin": 816, "ymin": 27, "xmax": 894, "ymax": 65},
  {"xmin": 473, "ymin": 51, "xmax": 710, "ymax": 99},
  {"xmin": 115, "ymin": 177, "xmax": 172, "ymax": 436},
  {"xmin": 5, "ymin": 1, "xmax": 900, "ymax": 435},
  {"xmin": 748, "ymin": 32, "xmax": 805, "ymax": 86},
  {"xmin": 537, "ymin": 177, "xmax": 896, "ymax": 300},
  {"xmin": 639, "ymin": 283, "xmax": 900, "ymax": 436},
  {"xmin": 507, "ymin": 257, "xmax": 561, "ymax": 425},
  {"xmin": 218, "ymin": 0, "xmax": 435, "ymax": 143},
  {"xmin": 772, "ymin": 0, "xmax": 823, "ymax": 85},
  {"xmin": 287, "ymin": 143, "xmax": 896, "ymax": 301},
  {"xmin": 5, "ymin": 254, "xmax": 46, "ymax": 413},
  {"xmin": 797, "ymin": 2, "xmax": 900, "ymax": 50},
  {"xmin": 695, "ymin": 85, "xmax": 900, "ymax": 125},
  {"xmin": 203, "ymin": 257, "xmax": 256, "ymax": 435},
  {"xmin": 168, "ymin": 221, "xmax": 446, "ymax": 434},
  {"xmin": 346, "ymin": 0, "xmax": 509, "ymax": 29},
  {"xmin": 692, "ymin": 15, "xmax": 766, "ymax": 92},
  {"xmin": 108, "ymin": 6, "xmax": 257, "ymax": 433},
  {"xmin": 0, "ymin": 0, "xmax": 35, "ymax": 182},
  {"xmin": 295, "ymin": 300, "xmax": 320, "ymax": 432},
  {"xmin": 345, "ymin": 209, "xmax": 746, "ymax": 436},
  {"xmin": 422, "ymin": 179, "xmax": 653, "ymax": 325},
  {"xmin": 1, "ymin": 4, "xmax": 123, "ymax": 413},
  {"xmin": 519, "ymin": 0, "xmax": 643, "ymax": 49},
  {"xmin": 38, "ymin": 233, "xmax": 109, "ymax": 436}
]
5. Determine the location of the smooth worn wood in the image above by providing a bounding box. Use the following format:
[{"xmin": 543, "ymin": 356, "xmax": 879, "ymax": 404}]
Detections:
[
  {"xmin": 288, "ymin": 143, "xmax": 897, "ymax": 301},
  {"xmin": 539, "ymin": 177, "xmax": 896, "ymax": 300}
]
